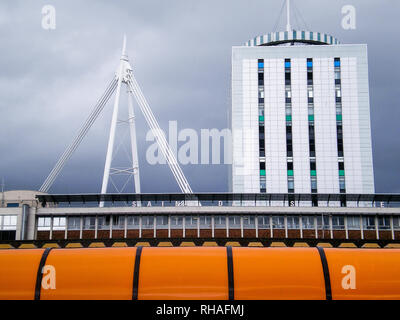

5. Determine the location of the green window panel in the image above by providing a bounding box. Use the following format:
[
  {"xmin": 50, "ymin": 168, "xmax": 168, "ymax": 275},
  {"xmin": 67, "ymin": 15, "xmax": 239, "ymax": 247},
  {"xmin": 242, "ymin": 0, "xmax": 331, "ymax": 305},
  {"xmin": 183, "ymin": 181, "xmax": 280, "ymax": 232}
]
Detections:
[
  {"xmin": 287, "ymin": 170, "xmax": 294, "ymax": 176},
  {"xmin": 339, "ymin": 170, "xmax": 345, "ymax": 176},
  {"xmin": 336, "ymin": 114, "xmax": 342, "ymax": 121},
  {"xmin": 308, "ymin": 115, "xmax": 314, "ymax": 121},
  {"xmin": 260, "ymin": 170, "xmax": 266, "ymax": 176},
  {"xmin": 286, "ymin": 115, "xmax": 292, "ymax": 121},
  {"xmin": 310, "ymin": 170, "xmax": 316, "ymax": 176},
  {"xmin": 259, "ymin": 115, "xmax": 264, "ymax": 122}
]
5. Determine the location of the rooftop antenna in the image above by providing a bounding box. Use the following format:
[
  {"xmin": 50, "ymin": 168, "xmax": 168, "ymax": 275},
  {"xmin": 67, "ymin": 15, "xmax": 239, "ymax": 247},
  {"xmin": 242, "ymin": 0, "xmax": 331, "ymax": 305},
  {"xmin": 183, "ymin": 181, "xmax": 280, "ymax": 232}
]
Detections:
[
  {"xmin": 39, "ymin": 35, "xmax": 193, "ymax": 204},
  {"xmin": 286, "ymin": 0, "xmax": 291, "ymax": 32}
]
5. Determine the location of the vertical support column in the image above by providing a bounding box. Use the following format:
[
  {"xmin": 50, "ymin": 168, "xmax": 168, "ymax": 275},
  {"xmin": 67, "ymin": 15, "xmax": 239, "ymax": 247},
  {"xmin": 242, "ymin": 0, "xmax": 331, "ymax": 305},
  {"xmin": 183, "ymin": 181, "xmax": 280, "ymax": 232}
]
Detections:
[
  {"xmin": 284, "ymin": 215, "xmax": 288, "ymax": 238},
  {"xmin": 49, "ymin": 216, "xmax": 53, "ymax": 240},
  {"xmin": 360, "ymin": 215, "xmax": 364, "ymax": 240},
  {"xmin": 211, "ymin": 215, "xmax": 215, "ymax": 238},
  {"xmin": 95, "ymin": 215, "xmax": 98, "ymax": 239},
  {"xmin": 299, "ymin": 215, "xmax": 303, "ymax": 239},
  {"xmin": 226, "ymin": 215, "xmax": 229, "ymax": 238},
  {"xmin": 197, "ymin": 215, "xmax": 200, "ymax": 238},
  {"xmin": 127, "ymin": 88, "xmax": 141, "ymax": 194},
  {"xmin": 329, "ymin": 215, "xmax": 333, "ymax": 239},
  {"xmin": 168, "ymin": 215, "xmax": 171, "ymax": 238},
  {"xmin": 375, "ymin": 215, "xmax": 379, "ymax": 240},
  {"xmin": 391, "ymin": 216, "xmax": 395, "ymax": 240},
  {"xmin": 64, "ymin": 216, "xmax": 68, "ymax": 240},
  {"xmin": 79, "ymin": 216, "xmax": 83, "ymax": 240},
  {"xmin": 110, "ymin": 215, "xmax": 113, "ymax": 239},
  {"xmin": 153, "ymin": 215, "xmax": 156, "ymax": 238},
  {"xmin": 183, "ymin": 215, "xmax": 186, "ymax": 238},
  {"xmin": 100, "ymin": 52, "xmax": 125, "ymax": 204},
  {"xmin": 255, "ymin": 215, "xmax": 259, "ymax": 238},
  {"xmin": 240, "ymin": 215, "xmax": 244, "ymax": 238},
  {"xmin": 344, "ymin": 216, "xmax": 348, "ymax": 240},
  {"xmin": 20, "ymin": 204, "xmax": 29, "ymax": 241},
  {"xmin": 314, "ymin": 216, "xmax": 318, "ymax": 239},
  {"xmin": 124, "ymin": 214, "xmax": 127, "ymax": 239},
  {"xmin": 270, "ymin": 215, "xmax": 273, "ymax": 238},
  {"xmin": 139, "ymin": 215, "xmax": 142, "ymax": 238}
]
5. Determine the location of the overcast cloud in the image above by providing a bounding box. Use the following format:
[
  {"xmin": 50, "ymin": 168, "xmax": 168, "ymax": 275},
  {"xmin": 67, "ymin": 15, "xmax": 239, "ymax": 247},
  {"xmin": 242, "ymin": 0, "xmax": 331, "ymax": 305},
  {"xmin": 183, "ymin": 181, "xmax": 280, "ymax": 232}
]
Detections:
[{"xmin": 0, "ymin": 0, "xmax": 399, "ymax": 194}]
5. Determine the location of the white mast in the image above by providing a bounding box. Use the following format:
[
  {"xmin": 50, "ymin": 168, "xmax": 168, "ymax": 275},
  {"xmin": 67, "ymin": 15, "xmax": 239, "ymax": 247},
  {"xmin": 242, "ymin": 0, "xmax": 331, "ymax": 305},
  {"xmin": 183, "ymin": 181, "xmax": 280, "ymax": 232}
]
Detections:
[
  {"xmin": 100, "ymin": 36, "xmax": 126, "ymax": 199},
  {"xmin": 286, "ymin": 0, "xmax": 291, "ymax": 32},
  {"xmin": 41, "ymin": 35, "xmax": 193, "ymax": 202}
]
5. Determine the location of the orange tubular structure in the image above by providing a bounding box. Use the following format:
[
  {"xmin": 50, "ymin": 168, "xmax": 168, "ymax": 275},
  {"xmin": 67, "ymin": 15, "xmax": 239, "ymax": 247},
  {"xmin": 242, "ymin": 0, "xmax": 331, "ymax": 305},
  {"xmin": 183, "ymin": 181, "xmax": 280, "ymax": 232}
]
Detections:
[{"xmin": 0, "ymin": 247, "xmax": 400, "ymax": 300}]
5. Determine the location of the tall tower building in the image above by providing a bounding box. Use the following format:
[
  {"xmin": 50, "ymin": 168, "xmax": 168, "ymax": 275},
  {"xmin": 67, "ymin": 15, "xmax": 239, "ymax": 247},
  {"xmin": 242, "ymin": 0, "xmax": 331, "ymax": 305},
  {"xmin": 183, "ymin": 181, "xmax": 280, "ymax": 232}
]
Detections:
[{"xmin": 231, "ymin": 6, "xmax": 374, "ymax": 199}]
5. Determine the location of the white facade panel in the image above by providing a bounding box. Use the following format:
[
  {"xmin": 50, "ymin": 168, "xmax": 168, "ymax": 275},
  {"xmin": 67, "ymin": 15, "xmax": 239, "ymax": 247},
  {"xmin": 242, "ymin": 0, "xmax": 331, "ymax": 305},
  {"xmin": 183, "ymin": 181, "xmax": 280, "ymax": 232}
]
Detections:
[
  {"xmin": 313, "ymin": 57, "xmax": 339, "ymax": 193},
  {"xmin": 291, "ymin": 58, "xmax": 311, "ymax": 193},
  {"xmin": 264, "ymin": 59, "xmax": 287, "ymax": 193}
]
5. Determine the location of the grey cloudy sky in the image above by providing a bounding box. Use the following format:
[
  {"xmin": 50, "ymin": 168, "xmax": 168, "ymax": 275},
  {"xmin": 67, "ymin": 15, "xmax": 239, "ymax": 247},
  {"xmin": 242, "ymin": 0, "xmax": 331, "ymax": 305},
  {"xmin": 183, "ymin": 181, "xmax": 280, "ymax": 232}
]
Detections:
[{"xmin": 0, "ymin": 0, "xmax": 399, "ymax": 194}]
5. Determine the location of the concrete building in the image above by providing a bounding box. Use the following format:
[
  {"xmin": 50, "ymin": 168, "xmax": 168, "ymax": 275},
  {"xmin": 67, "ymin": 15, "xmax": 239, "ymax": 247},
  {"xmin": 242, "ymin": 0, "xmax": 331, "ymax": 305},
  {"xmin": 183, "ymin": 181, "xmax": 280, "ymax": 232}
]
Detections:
[
  {"xmin": 231, "ymin": 30, "xmax": 374, "ymax": 199},
  {"xmin": 1, "ymin": 191, "xmax": 400, "ymax": 249}
]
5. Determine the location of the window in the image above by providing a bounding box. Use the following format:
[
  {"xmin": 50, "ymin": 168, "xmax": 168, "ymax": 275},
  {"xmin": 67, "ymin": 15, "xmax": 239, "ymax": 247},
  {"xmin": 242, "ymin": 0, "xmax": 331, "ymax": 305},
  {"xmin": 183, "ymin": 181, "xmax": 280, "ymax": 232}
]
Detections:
[
  {"xmin": 200, "ymin": 215, "xmax": 212, "ymax": 228},
  {"xmin": 243, "ymin": 216, "xmax": 255, "ymax": 229},
  {"xmin": 257, "ymin": 215, "xmax": 270, "ymax": 228},
  {"xmin": 214, "ymin": 215, "xmax": 226, "ymax": 228},
  {"xmin": 111, "ymin": 216, "xmax": 125, "ymax": 230},
  {"xmin": 272, "ymin": 216, "xmax": 284, "ymax": 229},
  {"xmin": 347, "ymin": 216, "xmax": 360, "ymax": 230},
  {"xmin": 98, "ymin": 216, "xmax": 111, "ymax": 230},
  {"xmin": 127, "ymin": 216, "xmax": 139, "ymax": 229},
  {"xmin": 288, "ymin": 177, "xmax": 294, "ymax": 192},
  {"xmin": 302, "ymin": 216, "xmax": 315, "ymax": 229},
  {"xmin": 68, "ymin": 217, "xmax": 81, "ymax": 230},
  {"xmin": 332, "ymin": 216, "xmax": 345, "ymax": 230},
  {"xmin": 53, "ymin": 217, "xmax": 66, "ymax": 230},
  {"xmin": 378, "ymin": 217, "xmax": 390, "ymax": 230},
  {"xmin": 393, "ymin": 217, "xmax": 400, "ymax": 230},
  {"xmin": 156, "ymin": 216, "xmax": 168, "ymax": 229},
  {"xmin": 317, "ymin": 216, "xmax": 330, "ymax": 230},
  {"xmin": 229, "ymin": 216, "xmax": 241, "ymax": 228},
  {"xmin": 287, "ymin": 216, "xmax": 299, "ymax": 229},
  {"xmin": 1, "ymin": 215, "xmax": 17, "ymax": 230},
  {"xmin": 171, "ymin": 216, "xmax": 183, "ymax": 228},
  {"xmin": 142, "ymin": 216, "xmax": 154, "ymax": 229},
  {"xmin": 37, "ymin": 217, "xmax": 51, "ymax": 231},
  {"xmin": 363, "ymin": 216, "xmax": 376, "ymax": 230},
  {"xmin": 339, "ymin": 177, "xmax": 346, "ymax": 192},
  {"xmin": 84, "ymin": 217, "xmax": 96, "ymax": 230},
  {"xmin": 311, "ymin": 177, "xmax": 317, "ymax": 192},
  {"xmin": 185, "ymin": 216, "xmax": 198, "ymax": 229},
  {"xmin": 6, "ymin": 203, "xmax": 19, "ymax": 208}
]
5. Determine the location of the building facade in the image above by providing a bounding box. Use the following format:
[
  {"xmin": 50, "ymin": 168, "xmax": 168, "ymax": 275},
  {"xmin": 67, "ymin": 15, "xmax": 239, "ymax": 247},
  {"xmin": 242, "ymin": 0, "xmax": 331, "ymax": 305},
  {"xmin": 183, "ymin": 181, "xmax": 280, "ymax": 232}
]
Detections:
[
  {"xmin": 1, "ymin": 192, "xmax": 400, "ymax": 249},
  {"xmin": 231, "ymin": 30, "xmax": 374, "ymax": 197}
]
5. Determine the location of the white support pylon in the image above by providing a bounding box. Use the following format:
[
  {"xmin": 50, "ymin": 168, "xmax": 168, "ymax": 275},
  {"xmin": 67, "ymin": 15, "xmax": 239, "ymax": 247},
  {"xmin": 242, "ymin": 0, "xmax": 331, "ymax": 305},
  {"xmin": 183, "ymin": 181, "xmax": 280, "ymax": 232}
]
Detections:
[
  {"xmin": 127, "ymin": 86, "xmax": 141, "ymax": 194},
  {"xmin": 100, "ymin": 36, "xmax": 127, "ymax": 206},
  {"xmin": 41, "ymin": 35, "xmax": 193, "ymax": 203}
]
